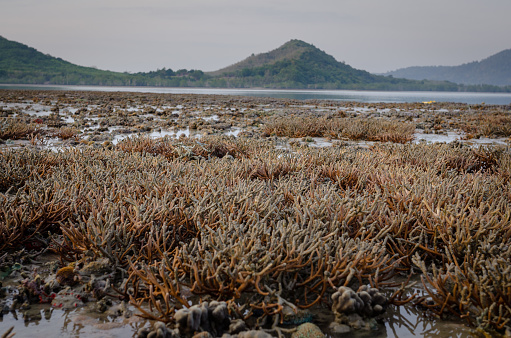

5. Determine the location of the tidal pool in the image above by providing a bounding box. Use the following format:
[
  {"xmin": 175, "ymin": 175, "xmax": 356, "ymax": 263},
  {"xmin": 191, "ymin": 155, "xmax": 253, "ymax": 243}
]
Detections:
[{"xmin": 0, "ymin": 297, "xmax": 475, "ymax": 338}]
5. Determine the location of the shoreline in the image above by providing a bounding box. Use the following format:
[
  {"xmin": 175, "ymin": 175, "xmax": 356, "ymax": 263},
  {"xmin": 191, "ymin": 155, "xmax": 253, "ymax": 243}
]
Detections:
[{"xmin": 2, "ymin": 85, "xmax": 511, "ymax": 105}]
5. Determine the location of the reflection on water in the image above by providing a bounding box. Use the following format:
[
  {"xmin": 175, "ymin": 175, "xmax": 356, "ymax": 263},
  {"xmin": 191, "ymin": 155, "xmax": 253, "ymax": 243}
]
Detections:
[
  {"xmin": 1, "ymin": 300, "xmax": 475, "ymax": 338},
  {"xmin": 414, "ymin": 131, "xmax": 462, "ymax": 144},
  {"xmin": 380, "ymin": 302, "xmax": 473, "ymax": 338},
  {"xmin": 111, "ymin": 126, "xmax": 244, "ymax": 145},
  {"xmin": 2, "ymin": 84, "xmax": 511, "ymax": 105},
  {"xmin": 413, "ymin": 131, "xmax": 509, "ymax": 146},
  {"xmin": 111, "ymin": 128, "xmax": 192, "ymax": 145},
  {"xmin": 1, "ymin": 303, "xmax": 145, "ymax": 338}
]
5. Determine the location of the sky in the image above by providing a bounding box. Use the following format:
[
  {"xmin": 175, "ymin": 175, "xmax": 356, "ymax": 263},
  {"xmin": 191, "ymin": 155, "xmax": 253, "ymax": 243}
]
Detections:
[{"xmin": 1, "ymin": 0, "xmax": 510, "ymax": 74}]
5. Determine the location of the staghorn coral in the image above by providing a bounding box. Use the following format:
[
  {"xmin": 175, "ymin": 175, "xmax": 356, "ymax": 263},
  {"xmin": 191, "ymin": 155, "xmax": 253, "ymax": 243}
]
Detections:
[
  {"xmin": 0, "ymin": 119, "xmax": 42, "ymax": 140},
  {"xmin": 1, "ymin": 90, "xmax": 511, "ymax": 335},
  {"xmin": 262, "ymin": 115, "xmax": 416, "ymax": 143}
]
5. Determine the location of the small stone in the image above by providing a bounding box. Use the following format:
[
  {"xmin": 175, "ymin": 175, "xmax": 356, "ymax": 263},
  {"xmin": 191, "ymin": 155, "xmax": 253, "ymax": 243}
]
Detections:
[
  {"xmin": 366, "ymin": 318, "xmax": 379, "ymax": 331},
  {"xmin": 328, "ymin": 322, "xmax": 351, "ymax": 334},
  {"xmin": 51, "ymin": 289, "xmax": 84, "ymax": 309},
  {"xmin": 237, "ymin": 330, "xmax": 273, "ymax": 338},
  {"xmin": 282, "ymin": 305, "xmax": 313, "ymax": 325},
  {"xmin": 23, "ymin": 310, "xmax": 42, "ymax": 322},
  {"xmin": 291, "ymin": 323, "xmax": 326, "ymax": 338},
  {"xmin": 96, "ymin": 298, "xmax": 111, "ymax": 313},
  {"xmin": 346, "ymin": 313, "xmax": 364, "ymax": 330}
]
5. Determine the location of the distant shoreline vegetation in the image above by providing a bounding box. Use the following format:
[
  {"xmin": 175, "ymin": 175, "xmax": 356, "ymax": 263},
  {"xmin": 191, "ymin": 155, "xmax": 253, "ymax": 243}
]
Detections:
[
  {"xmin": 2, "ymin": 65, "xmax": 510, "ymax": 93},
  {"xmin": 2, "ymin": 69, "xmax": 510, "ymax": 93},
  {"xmin": 1, "ymin": 36, "xmax": 510, "ymax": 93}
]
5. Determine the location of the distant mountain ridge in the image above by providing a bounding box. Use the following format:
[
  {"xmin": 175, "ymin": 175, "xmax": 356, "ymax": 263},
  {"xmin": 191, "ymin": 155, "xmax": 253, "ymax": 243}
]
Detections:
[
  {"xmin": 207, "ymin": 40, "xmax": 469, "ymax": 90},
  {"xmin": 0, "ymin": 35, "xmax": 510, "ymax": 92},
  {"xmin": 385, "ymin": 49, "xmax": 511, "ymax": 86}
]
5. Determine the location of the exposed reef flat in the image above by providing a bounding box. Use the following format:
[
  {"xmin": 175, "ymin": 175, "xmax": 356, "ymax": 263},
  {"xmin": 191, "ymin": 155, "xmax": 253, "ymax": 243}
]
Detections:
[{"xmin": 1, "ymin": 90, "xmax": 511, "ymax": 337}]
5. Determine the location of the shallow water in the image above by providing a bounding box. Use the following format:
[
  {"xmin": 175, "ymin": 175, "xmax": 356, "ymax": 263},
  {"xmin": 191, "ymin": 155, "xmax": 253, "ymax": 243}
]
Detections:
[
  {"xmin": 414, "ymin": 131, "xmax": 462, "ymax": 144},
  {"xmin": 0, "ymin": 297, "xmax": 475, "ymax": 338},
  {"xmin": 2, "ymin": 84, "xmax": 511, "ymax": 105},
  {"xmin": 1, "ymin": 303, "xmax": 145, "ymax": 338}
]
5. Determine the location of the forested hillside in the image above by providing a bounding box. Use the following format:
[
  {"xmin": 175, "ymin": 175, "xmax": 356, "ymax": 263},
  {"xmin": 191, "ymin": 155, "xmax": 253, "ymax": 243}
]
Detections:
[{"xmin": 385, "ymin": 49, "xmax": 511, "ymax": 86}]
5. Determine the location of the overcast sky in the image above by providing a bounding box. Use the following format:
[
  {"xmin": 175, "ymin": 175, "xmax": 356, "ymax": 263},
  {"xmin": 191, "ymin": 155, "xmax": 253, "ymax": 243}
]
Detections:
[{"xmin": 1, "ymin": 0, "xmax": 510, "ymax": 74}]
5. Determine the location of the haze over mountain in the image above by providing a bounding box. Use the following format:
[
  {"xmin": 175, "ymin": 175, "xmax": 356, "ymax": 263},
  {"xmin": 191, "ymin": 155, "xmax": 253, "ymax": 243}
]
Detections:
[
  {"xmin": 0, "ymin": 35, "xmax": 509, "ymax": 92},
  {"xmin": 385, "ymin": 49, "xmax": 511, "ymax": 86}
]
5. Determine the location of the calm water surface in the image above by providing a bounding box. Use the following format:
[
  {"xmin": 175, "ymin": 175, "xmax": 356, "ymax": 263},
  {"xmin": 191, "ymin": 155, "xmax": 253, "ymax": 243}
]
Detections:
[{"xmin": 1, "ymin": 84, "xmax": 511, "ymax": 105}]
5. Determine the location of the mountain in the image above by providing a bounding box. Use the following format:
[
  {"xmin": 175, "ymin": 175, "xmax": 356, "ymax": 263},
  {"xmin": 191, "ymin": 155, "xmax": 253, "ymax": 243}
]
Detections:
[
  {"xmin": 0, "ymin": 35, "xmax": 133, "ymax": 85},
  {"xmin": 209, "ymin": 40, "xmax": 419, "ymax": 89},
  {"xmin": 384, "ymin": 49, "xmax": 511, "ymax": 86},
  {"xmin": 0, "ymin": 35, "xmax": 509, "ymax": 92},
  {"xmin": 0, "ymin": 35, "xmax": 211, "ymax": 86},
  {"xmin": 211, "ymin": 40, "xmax": 317, "ymax": 75}
]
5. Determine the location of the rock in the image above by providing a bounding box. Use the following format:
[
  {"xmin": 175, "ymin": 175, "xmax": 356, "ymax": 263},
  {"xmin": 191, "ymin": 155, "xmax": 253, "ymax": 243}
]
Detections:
[
  {"xmin": 282, "ymin": 305, "xmax": 313, "ymax": 325},
  {"xmin": 96, "ymin": 298, "xmax": 112, "ymax": 313},
  {"xmin": 346, "ymin": 313, "xmax": 365, "ymax": 330},
  {"xmin": 51, "ymin": 289, "xmax": 84, "ymax": 309},
  {"xmin": 105, "ymin": 300, "xmax": 133, "ymax": 318},
  {"xmin": 366, "ymin": 318, "xmax": 379, "ymax": 331},
  {"xmin": 291, "ymin": 323, "xmax": 325, "ymax": 338},
  {"xmin": 23, "ymin": 309, "xmax": 42, "ymax": 322},
  {"xmin": 236, "ymin": 330, "xmax": 273, "ymax": 338},
  {"xmin": 328, "ymin": 322, "xmax": 351, "ymax": 334}
]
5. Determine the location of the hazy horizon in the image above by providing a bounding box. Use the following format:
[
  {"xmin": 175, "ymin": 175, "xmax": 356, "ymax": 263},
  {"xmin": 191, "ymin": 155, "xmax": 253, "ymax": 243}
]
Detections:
[{"xmin": 1, "ymin": 0, "xmax": 510, "ymax": 74}]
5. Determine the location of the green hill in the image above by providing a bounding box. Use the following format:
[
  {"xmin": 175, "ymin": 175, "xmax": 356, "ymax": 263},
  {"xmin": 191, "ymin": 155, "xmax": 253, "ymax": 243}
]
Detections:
[
  {"xmin": 0, "ymin": 35, "xmax": 133, "ymax": 85},
  {"xmin": 210, "ymin": 40, "xmax": 316, "ymax": 75},
  {"xmin": 0, "ymin": 35, "xmax": 209, "ymax": 86},
  {"xmin": 208, "ymin": 40, "xmax": 465, "ymax": 90},
  {"xmin": 0, "ymin": 35, "xmax": 509, "ymax": 92},
  {"xmin": 385, "ymin": 49, "xmax": 511, "ymax": 86}
]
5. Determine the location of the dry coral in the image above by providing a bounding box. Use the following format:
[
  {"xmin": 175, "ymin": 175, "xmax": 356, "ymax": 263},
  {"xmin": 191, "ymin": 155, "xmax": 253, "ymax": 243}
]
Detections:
[
  {"xmin": 262, "ymin": 115, "xmax": 415, "ymax": 143},
  {"xmin": 1, "ymin": 90, "xmax": 511, "ymax": 336}
]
